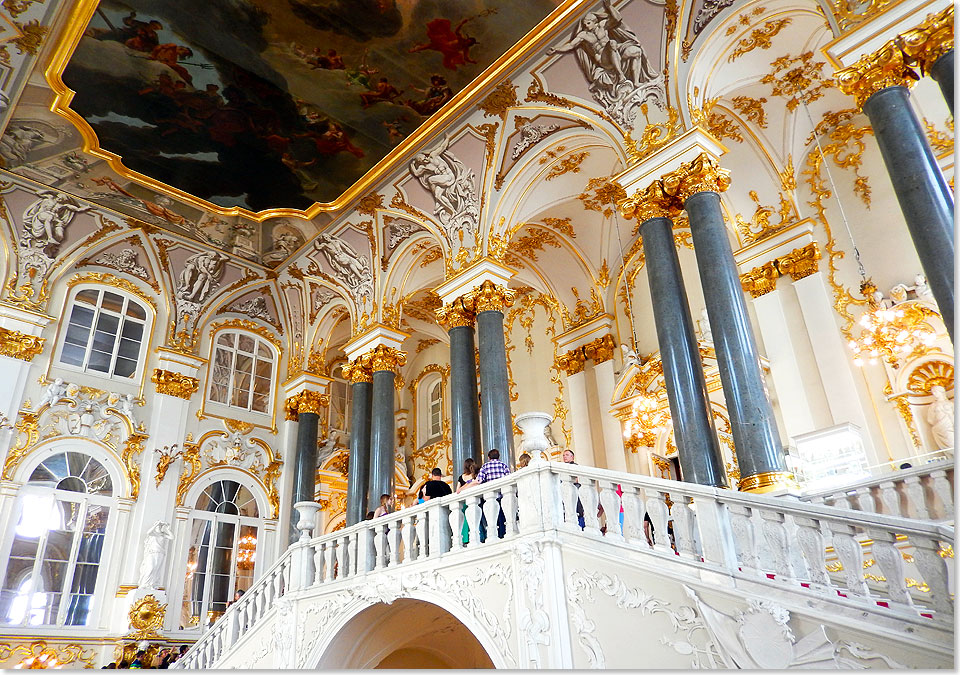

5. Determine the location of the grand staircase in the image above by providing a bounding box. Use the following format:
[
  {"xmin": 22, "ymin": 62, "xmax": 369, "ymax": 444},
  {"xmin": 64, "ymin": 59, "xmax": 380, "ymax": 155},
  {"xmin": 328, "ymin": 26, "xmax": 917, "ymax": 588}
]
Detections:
[{"xmin": 172, "ymin": 460, "xmax": 955, "ymax": 669}]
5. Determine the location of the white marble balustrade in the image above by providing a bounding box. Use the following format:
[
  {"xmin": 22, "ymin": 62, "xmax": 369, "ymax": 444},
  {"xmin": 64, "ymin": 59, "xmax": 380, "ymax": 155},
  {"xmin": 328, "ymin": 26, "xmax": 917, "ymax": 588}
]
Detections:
[{"xmin": 174, "ymin": 461, "xmax": 954, "ymax": 670}]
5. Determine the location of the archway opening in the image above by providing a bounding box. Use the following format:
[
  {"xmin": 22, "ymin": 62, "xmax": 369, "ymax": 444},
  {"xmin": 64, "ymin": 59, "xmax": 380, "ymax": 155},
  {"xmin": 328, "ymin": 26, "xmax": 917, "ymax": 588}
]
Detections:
[{"xmin": 315, "ymin": 598, "xmax": 495, "ymax": 669}]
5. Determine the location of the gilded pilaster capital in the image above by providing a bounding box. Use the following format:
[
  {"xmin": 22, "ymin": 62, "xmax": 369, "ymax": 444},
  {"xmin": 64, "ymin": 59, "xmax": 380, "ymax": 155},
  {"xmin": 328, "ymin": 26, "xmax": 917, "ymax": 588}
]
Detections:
[
  {"xmin": 463, "ymin": 280, "xmax": 515, "ymax": 313},
  {"xmin": 284, "ymin": 395, "xmax": 300, "ymax": 421},
  {"xmin": 369, "ymin": 345, "xmax": 407, "ymax": 374},
  {"xmin": 435, "ymin": 298, "xmax": 475, "ymax": 329},
  {"xmin": 151, "ymin": 368, "xmax": 199, "ymax": 399},
  {"xmin": 897, "ymin": 5, "xmax": 954, "ymax": 74},
  {"xmin": 835, "ymin": 42, "xmax": 920, "ymax": 109},
  {"xmin": 661, "ymin": 153, "xmax": 731, "ymax": 201},
  {"xmin": 582, "ymin": 334, "xmax": 617, "ymax": 364},
  {"xmin": 555, "ymin": 348, "xmax": 586, "ymax": 376},
  {"xmin": 740, "ymin": 261, "xmax": 779, "ymax": 298},
  {"xmin": 341, "ymin": 356, "xmax": 374, "ymax": 383},
  {"xmin": 298, "ymin": 390, "xmax": 328, "ymax": 415},
  {"xmin": 0, "ymin": 326, "xmax": 45, "ymax": 362},
  {"xmin": 775, "ymin": 242, "xmax": 821, "ymax": 281},
  {"xmin": 618, "ymin": 180, "xmax": 681, "ymax": 223}
]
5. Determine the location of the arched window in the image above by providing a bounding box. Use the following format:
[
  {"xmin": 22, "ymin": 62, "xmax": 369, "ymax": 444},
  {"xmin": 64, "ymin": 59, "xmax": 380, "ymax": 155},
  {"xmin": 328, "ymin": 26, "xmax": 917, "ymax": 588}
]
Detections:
[
  {"xmin": 0, "ymin": 451, "xmax": 113, "ymax": 627},
  {"xmin": 209, "ymin": 332, "xmax": 275, "ymax": 414},
  {"xmin": 57, "ymin": 288, "xmax": 149, "ymax": 379},
  {"xmin": 179, "ymin": 480, "xmax": 261, "ymax": 629},
  {"xmin": 417, "ymin": 374, "xmax": 443, "ymax": 447},
  {"xmin": 428, "ymin": 381, "xmax": 442, "ymax": 440}
]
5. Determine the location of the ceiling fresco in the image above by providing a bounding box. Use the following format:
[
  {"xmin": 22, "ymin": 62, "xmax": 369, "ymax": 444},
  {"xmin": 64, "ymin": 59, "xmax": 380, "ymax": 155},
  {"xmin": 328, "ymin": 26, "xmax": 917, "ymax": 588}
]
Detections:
[{"xmin": 53, "ymin": 0, "xmax": 563, "ymax": 212}]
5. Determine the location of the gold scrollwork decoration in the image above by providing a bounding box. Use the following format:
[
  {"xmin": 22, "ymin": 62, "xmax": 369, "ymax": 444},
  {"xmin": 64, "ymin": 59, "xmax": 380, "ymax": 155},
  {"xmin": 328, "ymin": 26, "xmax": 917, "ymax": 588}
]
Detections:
[
  {"xmin": 0, "ymin": 326, "xmax": 44, "ymax": 361},
  {"xmin": 122, "ymin": 430, "xmax": 148, "ymax": 499},
  {"xmin": 775, "ymin": 242, "xmax": 821, "ymax": 281},
  {"xmin": 435, "ymin": 297, "xmax": 475, "ymax": 329},
  {"xmin": 151, "ymin": 368, "xmax": 199, "ymax": 399},
  {"xmin": 478, "ymin": 80, "xmax": 518, "ymax": 120},
  {"xmin": 556, "ymin": 348, "xmax": 586, "ymax": 376},
  {"xmin": 462, "ymin": 279, "xmax": 515, "ymax": 314},
  {"xmin": 127, "ymin": 594, "xmax": 166, "ymax": 641},
  {"xmin": 368, "ymin": 345, "xmax": 407, "ymax": 374},
  {"xmin": 2, "ymin": 411, "xmax": 40, "ymax": 481},
  {"xmin": 341, "ymin": 355, "xmax": 373, "ymax": 383},
  {"xmin": 728, "ymin": 17, "xmax": 792, "ymax": 62},
  {"xmin": 624, "ymin": 105, "xmax": 681, "ymax": 165},
  {"xmin": 0, "ymin": 641, "xmax": 96, "ymax": 669},
  {"xmin": 67, "ymin": 272, "xmax": 157, "ymax": 310},
  {"xmin": 906, "ymin": 360, "xmax": 954, "ymax": 395},
  {"xmin": 174, "ymin": 436, "xmax": 202, "ymax": 507}
]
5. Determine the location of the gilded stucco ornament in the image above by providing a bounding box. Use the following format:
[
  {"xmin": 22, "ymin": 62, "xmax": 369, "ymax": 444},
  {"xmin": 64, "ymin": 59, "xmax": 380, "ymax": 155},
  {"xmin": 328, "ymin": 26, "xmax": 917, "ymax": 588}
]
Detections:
[
  {"xmin": 775, "ymin": 242, "xmax": 821, "ymax": 281},
  {"xmin": 0, "ymin": 325, "xmax": 44, "ymax": 361},
  {"xmin": 127, "ymin": 594, "xmax": 166, "ymax": 641},
  {"xmin": 297, "ymin": 390, "xmax": 329, "ymax": 415},
  {"xmin": 369, "ymin": 345, "xmax": 407, "ymax": 374},
  {"xmin": 122, "ymin": 429, "xmax": 148, "ymax": 499},
  {"xmin": 740, "ymin": 261, "xmax": 779, "ymax": 298},
  {"xmin": 618, "ymin": 179, "xmax": 680, "ymax": 223},
  {"xmin": 582, "ymin": 334, "xmax": 617, "ymax": 364},
  {"xmin": 0, "ymin": 641, "xmax": 96, "ymax": 669},
  {"xmin": 463, "ymin": 280, "xmax": 515, "ymax": 313},
  {"xmin": 435, "ymin": 298, "xmax": 475, "ymax": 329},
  {"xmin": 341, "ymin": 356, "xmax": 373, "ymax": 383},
  {"xmin": 835, "ymin": 42, "xmax": 920, "ymax": 110},
  {"xmin": 662, "ymin": 153, "xmax": 731, "ymax": 201},
  {"xmin": 151, "ymin": 368, "xmax": 199, "ymax": 399},
  {"xmin": 556, "ymin": 348, "xmax": 586, "ymax": 376},
  {"xmin": 896, "ymin": 5, "xmax": 954, "ymax": 75}
]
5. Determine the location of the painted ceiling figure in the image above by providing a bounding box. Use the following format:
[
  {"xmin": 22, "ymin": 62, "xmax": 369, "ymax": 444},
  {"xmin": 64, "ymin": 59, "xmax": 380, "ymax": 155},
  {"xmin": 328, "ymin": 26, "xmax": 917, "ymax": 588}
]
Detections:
[
  {"xmin": 178, "ymin": 251, "xmax": 228, "ymax": 304},
  {"xmin": 408, "ymin": 11, "xmax": 495, "ymax": 71}
]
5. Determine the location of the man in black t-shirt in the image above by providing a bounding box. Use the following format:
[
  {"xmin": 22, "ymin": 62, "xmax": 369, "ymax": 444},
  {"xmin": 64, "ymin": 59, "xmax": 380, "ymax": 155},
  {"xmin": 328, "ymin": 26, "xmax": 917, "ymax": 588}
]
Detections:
[{"xmin": 423, "ymin": 467, "xmax": 452, "ymax": 499}]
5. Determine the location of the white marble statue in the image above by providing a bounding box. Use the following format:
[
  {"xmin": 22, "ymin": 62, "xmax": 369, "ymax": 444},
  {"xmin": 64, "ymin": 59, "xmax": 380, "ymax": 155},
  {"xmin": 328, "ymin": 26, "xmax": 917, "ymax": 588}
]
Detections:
[
  {"xmin": 178, "ymin": 251, "xmax": 228, "ymax": 303},
  {"xmin": 139, "ymin": 521, "xmax": 175, "ymax": 590},
  {"xmin": 314, "ymin": 232, "xmax": 373, "ymax": 299},
  {"xmin": 699, "ymin": 307, "xmax": 713, "ymax": 343},
  {"xmin": 39, "ymin": 378, "xmax": 67, "ymax": 408},
  {"xmin": 913, "ymin": 273, "xmax": 934, "ymax": 303},
  {"xmin": 927, "ymin": 385, "xmax": 954, "ymax": 450},
  {"xmin": 888, "ymin": 284, "xmax": 909, "ymax": 304},
  {"xmin": 73, "ymin": 402, "xmax": 96, "ymax": 437},
  {"xmin": 409, "ymin": 134, "xmax": 479, "ymax": 251},
  {"xmin": 22, "ymin": 191, "xmax": 90, "ymax": 250},
  {"xmin": 620, "ymin": 344, "xmax": 641, "ymax": 370},
  {"xmin": 546, "ymin": 0, "xmax": 664, "ymax": 126}
]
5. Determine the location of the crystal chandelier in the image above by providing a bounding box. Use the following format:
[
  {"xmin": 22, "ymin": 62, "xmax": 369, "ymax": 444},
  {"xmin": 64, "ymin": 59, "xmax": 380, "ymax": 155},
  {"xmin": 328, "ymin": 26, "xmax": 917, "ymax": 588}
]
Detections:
[
  {"xmin": 623, "ymin": 394, "xmax": 670, "ymax": 452},
  {"xmin": 847, "ymin": 280, "xmax": 937, "ymax": 367},
  {"xmin": 237, "ymin": 534, "xmax": 257, "ymax": 570}
]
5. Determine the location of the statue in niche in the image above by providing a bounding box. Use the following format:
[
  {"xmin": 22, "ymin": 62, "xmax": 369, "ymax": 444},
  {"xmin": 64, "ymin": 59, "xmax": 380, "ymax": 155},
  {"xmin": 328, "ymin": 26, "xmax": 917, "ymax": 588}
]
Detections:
[
  {"xmin": 22, "ymin": 191, "xmax": 90, "ymax": 254},
  {"xmin": 178, "ymin": 251, "xmax": 228, "ymax": 304},
  {"xmin": 546, "ymin": 0, "xmax": 664, "ymax": 127},
  {"xmin": 314, "ymin": 232, "xmax": 373, "ymax": 299},
  {"xmin": 139, "ymin": 521, "xmax": 175, "ymax": 590},
  {"xmin": 409, "ymin": 134, "xmax": 478, "ymax": 252},
  {"xmin": 927, "ymin": 385, "xmax": 954, "ymax": 450}
]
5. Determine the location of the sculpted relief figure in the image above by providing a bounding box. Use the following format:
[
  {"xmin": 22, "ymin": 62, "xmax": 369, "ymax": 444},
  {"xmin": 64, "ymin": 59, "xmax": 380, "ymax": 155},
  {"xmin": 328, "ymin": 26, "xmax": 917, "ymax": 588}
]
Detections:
[
  {"xmin": 139, "ymin": 521, "xmax": 175, "ymax": 590},
  {"xmin": 178, "ymin": 251, "xmax": 228, "ymax": 304},
  {"xmin": 22, "ymin": 191, "xmax": 91, "ymax": 253},
  {"xmin": 927, "ymin": 385, "xmax": 954, "ymax": 450},
  {"xmin": 314, "ymin": 232, "xmax": 373, "ymax": 299},
  {"xmin": 547, "ymin": 0, "xmax": 664, "ymax": 127},
  {"xmin": 93, "ymin": 248, "xmax": 149, "ymax": 278},
  {"xmin": 409, "ymin": 134, "xmax": 479, "ymax": 253}
]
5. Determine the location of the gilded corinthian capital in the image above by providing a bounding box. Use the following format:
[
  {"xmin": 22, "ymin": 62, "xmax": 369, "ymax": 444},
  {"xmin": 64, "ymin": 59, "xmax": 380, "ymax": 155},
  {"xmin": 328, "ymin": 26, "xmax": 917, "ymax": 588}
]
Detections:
[
  {"xmin": 740, "ymin": 261, "xmax": 779, "ymax": 298},
  {"xmin": 341, "ymin": 356, "xmax": 373, "ymax": 383},
  {"xmin": 0, "ymin": 326, "xmax": 45, "ymax": 362},
  {"xmin": 369, "ymin": 345, "xmax": 407, "ymax": 374},
  {"xmin": 835, "ymin": 42, "xmax": 920, "ymax": 109},
  {"xmin": 618, "ymin": 180, "xmax": 681, "ymax": 223},
  {"xmin": 298, "ymin": 390, "xmax": 329, "ymax": 415},
  {"xmin": 463, "ymin": 280, "xmax": 515, "ymax": 313},
  {"xmin": 661, "ymin": 153, "xmax": 731, "ymax": 201},
  {"xmin": 435, "ymin": 297, "xmax": 475, "ymax": 329},
  {"xmin": 897, "ymin": 5, "xmax": 954, "ymax": 74}
]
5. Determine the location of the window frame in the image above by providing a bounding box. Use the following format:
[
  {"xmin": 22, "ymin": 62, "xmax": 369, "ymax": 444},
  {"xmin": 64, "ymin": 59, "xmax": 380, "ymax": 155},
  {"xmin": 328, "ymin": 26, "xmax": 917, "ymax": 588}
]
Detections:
[
  {"xmin": 206, "ymin": 330, "xmax": 277, "ymax": 416},
  {"xmin": 54, "ymin": 285, "xmax": 151, "ymax": 383},
  {"xmin": 417, "ymin": 372, "xmax": 444, "ymax": 448}
]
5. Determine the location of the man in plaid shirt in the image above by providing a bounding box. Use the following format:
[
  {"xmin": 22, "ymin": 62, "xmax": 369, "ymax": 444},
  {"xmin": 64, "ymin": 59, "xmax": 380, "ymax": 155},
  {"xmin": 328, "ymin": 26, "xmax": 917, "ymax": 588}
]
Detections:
[{"xmin": 477, "ymin": 448, "xmax": 511, "ymax": 483}]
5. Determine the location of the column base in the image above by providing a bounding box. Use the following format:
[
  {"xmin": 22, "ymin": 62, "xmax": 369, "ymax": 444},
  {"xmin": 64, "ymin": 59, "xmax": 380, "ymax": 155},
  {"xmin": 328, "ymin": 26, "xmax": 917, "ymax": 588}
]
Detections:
[{"xmin": 738, "ymin": 470, "xmax": 798, "ymax": 494}]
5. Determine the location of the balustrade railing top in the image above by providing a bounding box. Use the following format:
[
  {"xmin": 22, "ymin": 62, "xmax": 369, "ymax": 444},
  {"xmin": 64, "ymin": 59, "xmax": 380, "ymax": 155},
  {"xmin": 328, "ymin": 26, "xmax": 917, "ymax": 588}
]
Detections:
[{"xmin": 174, "ymin": 461, "xmax": 954, "ymax": 670}]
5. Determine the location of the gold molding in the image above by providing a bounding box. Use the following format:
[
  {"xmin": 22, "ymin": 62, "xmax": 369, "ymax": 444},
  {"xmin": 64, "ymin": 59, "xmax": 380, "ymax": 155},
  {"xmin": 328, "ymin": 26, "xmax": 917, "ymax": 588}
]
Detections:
[
  {"xmin": 42, "ymin": 0, "xmax": 585, "ymax": 222},
  {"xmin": 151, "ymin": 368, "xmax": 199, "ymax": 399},
  {"xmin": 906, "ymin": 359, "xmax": 954, "ymax": 395},
  {"xmin": 582, "ymin": 333, "xmax": 616, "ymax": 364},
  {"xmin": 775, "ymin": 242, "xmax": 821, "ymax": 281},
  {"xmin": 737, "ymin": 470, "xmax": 797, "ymax": 493},
  {"xmin": 342, "ymin": 355, "xmax": 373, "ymax": 383},
  {"xmin": 435, "ymin": 297, "xmax": 475, "ymax": 329},
  {"xmin": 555, "ymin": 347, "xmax": 586, "ymax": 376},
  {"xmin": 618, "ymin": 179, "xmax": 680, "ymax": 224},
  {"xmin": 122, "ymin": 430, "xmax": 148, "ymax": 499},
  {"xmin": 462, "ymin": 280, "xmax": 515, "ymax": 314},
  {"xmin": 0, "ymin": 326, "xmax": 44, "ymax": 362},
  {"xmin": 67, "ymin": 271, "xmax": 157, "ymax": 311}
]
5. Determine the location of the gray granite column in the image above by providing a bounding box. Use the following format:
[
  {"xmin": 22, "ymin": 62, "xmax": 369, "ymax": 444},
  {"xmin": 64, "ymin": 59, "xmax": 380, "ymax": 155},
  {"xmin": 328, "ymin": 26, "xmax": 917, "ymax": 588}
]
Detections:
[
  {"xmin": 928, "ymin": 49, "xmax": 954, "ymax": 111},
  {"xmin": 472, "ymin": 282, "xmax": 515, "ymax": 467},
  {"xmin": 346, "ymin": 372, "xmax": 372, "ymax": 526},
  {"xmin": 677, "ymin": 158, "xmax": 790, "ymax": 492},
  {"xmin": 861, "ymin": 86, "xmax": 954, "ymax": 341},
  {"xmin": 289, "ymin": 394, "xmax": 318, "ymax": 543},
  {"xmin": 640, "ymin": 213, "xmax": 727, "ymax": 487},
  {"xmin": 447, "ymin": 310, "xmax": 482, "ymax": 472},
  {"xmin": 367, "ymin": 346, "xmax": 405, "ymax": 514}
]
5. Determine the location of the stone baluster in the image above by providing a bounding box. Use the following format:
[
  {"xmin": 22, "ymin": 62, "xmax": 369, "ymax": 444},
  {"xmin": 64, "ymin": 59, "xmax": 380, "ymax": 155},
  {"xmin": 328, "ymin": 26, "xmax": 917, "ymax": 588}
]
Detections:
[
  {"xmin": 368, "ymin": 346, "xmax": 406, "ymax": 515},
  {"xmin": 343, "ymin": 357, "xmax": 373, "ymax": 526},
  {"xmin": 829, "ymin": 524, "xmax": 870, "ymax": 597},
  {"xmin": 692, "ymin": 496, "xmax": 736, "ymax": 570},
  {"xmin": 670, "ymin": 494, "xmax": 698, "ymax": 558},
  {"xmin": 337, "ymin": 534, "xmax": 350, "ymax": 578},
  {"xmin": 870, "ymin": 529, "xmax": 913, "ymax": 607},
  {"xmin": 598, "ymin": 481, "xmax": 623, "ymax": 540},
  {"xmin": 623, "ymin": 182, "xmax": 727, "ymax": 486},
  {"xmin": 427, "ymin": 500, "xmax": 452, "ymax": 555},
  {"xmin": 794, "ymin": 516, "xmax": 831, "ymax": 588},
  {"xmin": 322, "ymin": 540, "xmax": 334, "ymax": 582},
  {"xmin": 877, "ymin": 480, "xmax": 902, "ymax": 517},
  {"xmin": 373, "ymin": 521, "xmax": 386, "ymax": 569},
  {"xmin": 401, "ymin": 513, "xmax": 415, "ymax": 561},
  {"xmin": 312, "ymin": 543, "xmax": 323, "ymax": 586},
  {"xmin": 501, "ymin": 482, "xmax": 519, "ymax": 538},
  {"xmin": 415, "ymin": 510, "xmax": 429, "ymax": 558},
  {"xmin": 726, "ymin": 503, "xmax": 759, "ymax": 572},
  {"xmin": 902, "ymin": 475, "xmax": 930, "ymax": 519},
  {"xmin": 580, "ymin": 478, "xmax": 601, "ymax": 535},
  {"xmin": 388, "ymin": 517, "xmax": 402, "ymax": 566},
  {"xmin": 620, "ymin": 486, "xmax": 645, "ymax": 544},
  {"xmin": 560, "ymin": 476, "xmax": 580, "ymax": 530},
  {"xmin": 482, "ymin": 487, "xmax": 502, "ymax": 541},
  {"xmin": 836, "ymin": 40, "xmax": 955, "ymax": 340},
  {"xmin": 272, "ymin": 568, "xmax": 282, "ymax": 602},
  {"xmin": 646, "ymin": 492, "xmax": 671, "ymax": 554},
  {"xmin": 465, "ymin": 493, "xmax": 482, "ymax": 547},
  {"xmin": 928, "ymin": 468, "xmax": 953, "ymax": 519},
  {"xmin": 855, "ymin": 487, "xmax": 876, "ymax": 513},
  {"xmin": 449, "ymin": 502, "xmax": 465, "ymax": 550},
  {"xmin": 437, "ymin": 298, "xmax": 482, "ymax": 471},
  {"xmin": 665, "ymin": 154, "xmax": 792, "ymax": 493},
  {"xmin": 759, "ymin": 510, "xmax": 791, "ymax": 578},
  {"xmin": 911, "ymin": 536, "xmax": 954, "ymax": 619}
]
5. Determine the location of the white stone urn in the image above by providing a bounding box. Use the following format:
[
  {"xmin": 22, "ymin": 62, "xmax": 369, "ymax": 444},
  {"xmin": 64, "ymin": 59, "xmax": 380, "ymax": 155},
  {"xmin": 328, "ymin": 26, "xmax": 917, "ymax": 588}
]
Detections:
[
  {"xmin": 515, "ymin": 412, "xmax": 554, "ymax": 465},
  {"xmin": 294, "ymin": 500, "xmax": 322, "ymax": 542}
]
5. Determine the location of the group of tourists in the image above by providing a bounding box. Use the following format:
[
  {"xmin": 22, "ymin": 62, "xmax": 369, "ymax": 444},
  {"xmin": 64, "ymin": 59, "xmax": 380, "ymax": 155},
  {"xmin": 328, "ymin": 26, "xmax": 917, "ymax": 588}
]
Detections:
[{"xmin": 101, "ymin": 646, "xmax": 189, "ymax": 669}]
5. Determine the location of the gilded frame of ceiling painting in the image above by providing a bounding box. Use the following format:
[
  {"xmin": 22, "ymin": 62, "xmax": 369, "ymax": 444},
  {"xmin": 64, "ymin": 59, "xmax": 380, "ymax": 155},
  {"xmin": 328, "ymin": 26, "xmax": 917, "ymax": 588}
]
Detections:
[{"xmin": 42, "ymin": 0, "xmax": 585, "ymax": 222}]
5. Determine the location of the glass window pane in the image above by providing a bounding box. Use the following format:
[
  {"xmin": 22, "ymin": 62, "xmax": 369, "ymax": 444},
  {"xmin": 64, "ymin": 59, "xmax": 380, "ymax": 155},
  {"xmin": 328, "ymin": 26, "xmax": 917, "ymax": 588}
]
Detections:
[
  {"xmin": 60, "ymin": 343, "xmax": 85, "ymax": 367},
  {"xmin": 88, "ymin": 350, "xmax": 111, "ymax": 373},
  {"xmin": 76, "ymin": 289, "xmax": 99, "ymax": 306},
  {"xmin": 121, "ymin": 321, "xmax": 144, "ymax": 341},
  {"xmin": 126, "ymin": 303, "xmax": 146, "ymax": 320},
  {"xmin": 91, "ymin": 331, "xmax": 116, "ymax": 354},
  {"xmin": 114, "ymin": 357, "xmax": 137, "ymax": 379},
  {"xmin": 257, "ymin": 343, "xmax": 271, "ymax": 359},
  {"xmin": 95, "ymin": 313, "xmax": 119, "ymax": 336},
  {"xmin": 237, "ymin": 335, "xmax": 254, "ymax": 353},
  {"xmin": 117, "ymin": 337, "xmax": 140, "ymax": 359},
  {"xmin": 235, "ymin": 354, "xmax": 253, "ymax": 376},
  {"xmin": 251, "ymin": 393, "xmax": 268, "ymax": 413},
  {"xmin": 101, "ymin": 292, "xmax": 124, "ymax": 314},
  {"xmin": 64, "ymin": 323, "xmax": 90, "ymax": 347},
  {"xmin": 217, "ymin": 333, "xmax": 235, "ymax": 348},
  {"xmin": 68, "ymin": 305, "xmax": 95, "ymax": 329}
]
